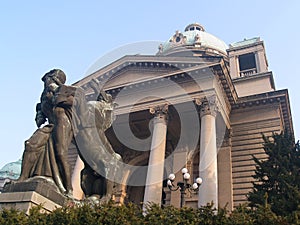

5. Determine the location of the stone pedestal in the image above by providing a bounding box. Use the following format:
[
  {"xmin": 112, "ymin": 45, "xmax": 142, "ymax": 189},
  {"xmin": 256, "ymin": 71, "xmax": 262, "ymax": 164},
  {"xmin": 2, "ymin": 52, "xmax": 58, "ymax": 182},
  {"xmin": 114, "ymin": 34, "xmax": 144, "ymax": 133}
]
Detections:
[
  {"xmin": 0, "ymin": 191, "xmax": 62, "ymax": 214},
  {"xmin": 0, "ymin": 177, "xmax": 68, "ymax": 214}
]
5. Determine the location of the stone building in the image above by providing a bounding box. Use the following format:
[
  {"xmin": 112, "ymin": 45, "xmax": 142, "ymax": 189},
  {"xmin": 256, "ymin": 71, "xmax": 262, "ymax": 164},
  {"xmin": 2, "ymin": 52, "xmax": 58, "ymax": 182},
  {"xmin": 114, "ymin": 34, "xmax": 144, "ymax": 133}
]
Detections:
[
  {"xmin": 70, "ymin": 23, "xmax": 294, "ymax": 210},
  {"xmin": 0, "ymin": 23, "xmax": 293, "ymax": 210}
]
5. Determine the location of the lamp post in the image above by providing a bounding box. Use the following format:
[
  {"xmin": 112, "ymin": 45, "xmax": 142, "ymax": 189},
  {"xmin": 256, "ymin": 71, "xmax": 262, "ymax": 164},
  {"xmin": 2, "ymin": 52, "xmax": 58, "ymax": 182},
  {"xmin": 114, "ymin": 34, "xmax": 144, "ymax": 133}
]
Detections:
[{"xmin": 167, "ymin": 168, "xmax": 202, "ymax": 208}]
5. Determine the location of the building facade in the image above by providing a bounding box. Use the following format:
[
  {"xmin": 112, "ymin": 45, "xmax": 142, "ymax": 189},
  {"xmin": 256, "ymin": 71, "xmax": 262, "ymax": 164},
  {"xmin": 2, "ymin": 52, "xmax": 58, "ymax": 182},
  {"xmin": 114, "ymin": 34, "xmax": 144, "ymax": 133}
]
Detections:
[
  {"xmin": 69, "ymin": 23, "xmax": 294, "ymax": 209},
  {"xmin": 1, "ymin": 23, "xmax": 293, "ymax": 210}
]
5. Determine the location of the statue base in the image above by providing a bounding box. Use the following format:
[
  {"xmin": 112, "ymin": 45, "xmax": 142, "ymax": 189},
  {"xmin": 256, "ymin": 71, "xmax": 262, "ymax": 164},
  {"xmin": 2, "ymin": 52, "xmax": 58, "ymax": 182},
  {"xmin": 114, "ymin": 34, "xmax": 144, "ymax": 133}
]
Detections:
[
  {"xmin": 0, "ymin": 177, "xmax": 69, "ymax": 214},
  {"xmin": 0, "ymin": 191, "xmax": 63, "ymax": 214}
]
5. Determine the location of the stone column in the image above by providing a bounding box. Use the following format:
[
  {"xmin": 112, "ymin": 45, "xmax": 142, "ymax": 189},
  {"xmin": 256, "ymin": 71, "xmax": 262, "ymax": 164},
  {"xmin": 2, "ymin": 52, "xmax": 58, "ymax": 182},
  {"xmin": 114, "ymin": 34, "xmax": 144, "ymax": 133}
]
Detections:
[
  {"xmin": 143, "ymin": 104, "xmax": 168, "ymax": 209},
  {"xmin": 195, "ymin": 96, "xmax": 219, "ymax": 207},
  {"xmin": 71, "ymin": 155, "xmax": 84, "ymax": 200}
]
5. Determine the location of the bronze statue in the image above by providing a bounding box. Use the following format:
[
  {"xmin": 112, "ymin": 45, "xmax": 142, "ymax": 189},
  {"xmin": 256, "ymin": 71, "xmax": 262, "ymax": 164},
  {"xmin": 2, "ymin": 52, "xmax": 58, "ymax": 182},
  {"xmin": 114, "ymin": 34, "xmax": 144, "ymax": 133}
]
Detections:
[
  {"xmin": 18, "ymin": 124, "xmax": 66, "ymax": 193},
  {"xmin": 18, "ymin": 69, "xmax": 121, "ymax": 202},
  {"xmin": 19, "ymin": 69, "xmax": 73, "ymax": 196},
  {"xmin": 78, "ymin": 79, "xmax": 122, "ymax": 202}
]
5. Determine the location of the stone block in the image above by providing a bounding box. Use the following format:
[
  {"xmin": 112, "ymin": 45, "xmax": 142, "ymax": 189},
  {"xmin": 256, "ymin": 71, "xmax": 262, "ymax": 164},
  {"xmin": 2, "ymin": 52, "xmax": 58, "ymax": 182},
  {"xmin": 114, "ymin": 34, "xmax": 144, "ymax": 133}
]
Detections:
[
  {"xmin": 0, "ymin": 191, "xmax": 62, "ymax": 214},
  {"xmin": 0, "ymin": 177, "xmax": 68, "ymax": 214},
  {"xmin": 2, "ymin": 177, "xmax": 67, "ymax": 206}
]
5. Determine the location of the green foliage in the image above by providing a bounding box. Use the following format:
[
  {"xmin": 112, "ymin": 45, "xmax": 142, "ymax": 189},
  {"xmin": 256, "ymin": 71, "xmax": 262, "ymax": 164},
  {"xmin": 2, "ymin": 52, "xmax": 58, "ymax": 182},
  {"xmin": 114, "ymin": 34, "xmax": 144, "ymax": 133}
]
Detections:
[
  {"xmin": 248, "ymin": 131, "xmax": 300, "ymax": 217},
  {"xmin": 228, "ymin": 204, "xmax": 291, "ymax": 225},
  {"xmin": 0, "ymin": 201, "xmax": 295, "ymax": 225},
  {"xmin": 0, "ymin": 207, "xmax": 27, "ymax": 225}
]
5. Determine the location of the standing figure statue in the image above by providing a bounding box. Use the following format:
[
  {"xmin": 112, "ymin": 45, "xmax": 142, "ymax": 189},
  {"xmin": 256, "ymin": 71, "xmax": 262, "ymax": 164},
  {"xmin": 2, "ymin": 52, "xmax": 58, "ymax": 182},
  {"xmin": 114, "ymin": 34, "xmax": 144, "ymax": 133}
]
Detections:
[
  {"xmin": 18, "ymin": 69, "xmax": 122, "ymax": 202},
  {"xmin": 19, "ymin": 69, "xmax": 73, "ymax": 197},
  {"xmin": 52, "ymin": 76, "xmax": 122, "ymax": 202}
]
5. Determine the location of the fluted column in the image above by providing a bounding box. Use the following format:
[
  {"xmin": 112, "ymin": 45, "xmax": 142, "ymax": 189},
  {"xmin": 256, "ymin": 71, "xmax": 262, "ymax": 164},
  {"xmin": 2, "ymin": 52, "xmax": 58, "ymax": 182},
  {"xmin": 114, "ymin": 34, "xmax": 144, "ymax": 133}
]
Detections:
[
  {"xmin": 195, "ymin": 96, "xmax": 219, "ymax": 207},
  {"xmin": 71, "ymin": 155, "xmax": 84, "ymax": 200},
  {"xmin": 143, "ymin": 104, "xmax": 168, "ymax": 209}
]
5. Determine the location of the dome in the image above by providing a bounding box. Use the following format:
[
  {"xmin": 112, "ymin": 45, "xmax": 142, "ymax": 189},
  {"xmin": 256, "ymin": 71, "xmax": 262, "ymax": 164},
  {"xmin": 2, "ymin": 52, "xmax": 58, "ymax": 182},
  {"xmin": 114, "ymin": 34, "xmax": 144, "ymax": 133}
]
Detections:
[
  {"xmin": 0, "ymin": 159, "xmax": 22, "ymax": 180},
  {"xmin": 158, "ymin": 23, "xmax": 228, "ymax": 56}
]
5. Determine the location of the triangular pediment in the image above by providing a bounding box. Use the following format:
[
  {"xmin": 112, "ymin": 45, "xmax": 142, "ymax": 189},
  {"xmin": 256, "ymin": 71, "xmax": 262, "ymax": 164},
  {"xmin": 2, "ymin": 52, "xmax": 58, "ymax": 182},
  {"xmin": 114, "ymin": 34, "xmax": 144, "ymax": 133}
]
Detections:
[{"xmin": 75, "ymin": 55, "xmax": 224, "ymax": 90}]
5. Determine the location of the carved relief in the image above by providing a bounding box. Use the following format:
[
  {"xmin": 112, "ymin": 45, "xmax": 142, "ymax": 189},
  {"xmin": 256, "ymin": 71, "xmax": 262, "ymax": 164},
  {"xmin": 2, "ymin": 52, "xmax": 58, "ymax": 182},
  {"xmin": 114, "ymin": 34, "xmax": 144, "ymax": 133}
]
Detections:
[
  {"xmin": 149, "ymin": 104, "xmax": 168, "ymax": 121},
  {"xmin": 195, "ymin": 95, "xmax": 219, "ymax": 117},
  {"xmin": 169, "ymin": 31, "xmax": 187, "ymax": 45},
  {"xmin": 194, "ymin": 33, "xmax": 201, "ymax": 43}
]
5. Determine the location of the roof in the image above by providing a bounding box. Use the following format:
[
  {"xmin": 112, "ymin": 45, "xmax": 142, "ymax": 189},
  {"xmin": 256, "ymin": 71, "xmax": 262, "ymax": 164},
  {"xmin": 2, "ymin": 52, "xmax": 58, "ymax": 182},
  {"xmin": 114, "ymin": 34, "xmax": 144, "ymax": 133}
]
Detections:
[
  {"xmin": 0, "ymin": 159, "xmax": 21, "ymax": 180},
  {"xmin": 229, "ymin": 37, "xmax": 260, "ymax": 48}
]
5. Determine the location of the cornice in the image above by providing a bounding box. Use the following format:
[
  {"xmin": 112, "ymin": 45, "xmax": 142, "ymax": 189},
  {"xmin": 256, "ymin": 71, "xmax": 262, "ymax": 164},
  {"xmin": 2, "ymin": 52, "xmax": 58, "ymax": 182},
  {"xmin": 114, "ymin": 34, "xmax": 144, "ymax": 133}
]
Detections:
[
  {"xmin": 232, "ymin": 89, "xmax": 293, "ymax": 135},
  {"xmin": 232, "ymin": 71, "xmax": 275, "ymax": 90}
]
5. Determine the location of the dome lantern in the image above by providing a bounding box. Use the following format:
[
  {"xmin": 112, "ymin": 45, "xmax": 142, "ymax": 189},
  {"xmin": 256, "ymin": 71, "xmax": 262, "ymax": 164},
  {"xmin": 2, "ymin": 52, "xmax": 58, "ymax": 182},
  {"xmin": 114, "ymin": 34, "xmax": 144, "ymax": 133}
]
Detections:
[{"xmin": 184, "ymin": 23, "xmax": 205, "ymax": 32}]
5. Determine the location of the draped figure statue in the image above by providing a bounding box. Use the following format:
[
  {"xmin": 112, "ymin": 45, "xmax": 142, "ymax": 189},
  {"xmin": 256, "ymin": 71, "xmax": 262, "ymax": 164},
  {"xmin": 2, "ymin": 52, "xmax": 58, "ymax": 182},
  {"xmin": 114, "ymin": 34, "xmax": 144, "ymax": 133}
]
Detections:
[{"xmin": 18, "ymin": 69, "xmax": 121, "ymax": 202}]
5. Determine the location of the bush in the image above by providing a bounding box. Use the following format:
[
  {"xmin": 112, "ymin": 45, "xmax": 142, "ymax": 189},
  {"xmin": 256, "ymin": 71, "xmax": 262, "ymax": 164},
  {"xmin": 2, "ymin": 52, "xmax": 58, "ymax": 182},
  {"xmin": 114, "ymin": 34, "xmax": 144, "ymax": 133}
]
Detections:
[{"xmin": 0, "ymin": 201, "xmax": 296, "ymax": 224}]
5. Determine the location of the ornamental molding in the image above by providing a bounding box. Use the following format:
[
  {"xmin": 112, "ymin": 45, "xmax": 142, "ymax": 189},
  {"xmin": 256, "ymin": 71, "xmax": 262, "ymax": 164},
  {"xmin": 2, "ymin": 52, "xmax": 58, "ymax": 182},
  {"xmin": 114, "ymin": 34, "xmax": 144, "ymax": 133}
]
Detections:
[
  {"xmin": 149, "ymin": 104, "xmax": 169, "ymax": 122},
  {"xmin": 194, "ymin": 95, "xmax": 219, "ymax": 117},
  {"xmin": 169, "ymin": 30, "xmax": 187, "ymax": 45}
]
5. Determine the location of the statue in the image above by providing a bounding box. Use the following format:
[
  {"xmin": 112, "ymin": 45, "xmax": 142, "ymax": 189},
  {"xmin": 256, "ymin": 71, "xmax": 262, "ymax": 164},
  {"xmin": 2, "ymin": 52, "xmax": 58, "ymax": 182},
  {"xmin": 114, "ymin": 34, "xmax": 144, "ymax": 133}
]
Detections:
[
  {"xmin": 17, "ymin": 69, "xmax": 122, "ymax": 203},
  {"xmin": 18, "ymin": 69, "xmax": 72, "ymax": 196}
]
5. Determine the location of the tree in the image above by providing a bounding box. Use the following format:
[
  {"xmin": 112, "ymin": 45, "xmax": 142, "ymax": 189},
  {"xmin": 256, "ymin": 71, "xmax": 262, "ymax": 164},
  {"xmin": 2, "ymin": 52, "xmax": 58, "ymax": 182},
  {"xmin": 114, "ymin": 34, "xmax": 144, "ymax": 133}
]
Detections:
[{"xmin": 248, "ymin": 131, "xmax": 300, "ymax": 216}]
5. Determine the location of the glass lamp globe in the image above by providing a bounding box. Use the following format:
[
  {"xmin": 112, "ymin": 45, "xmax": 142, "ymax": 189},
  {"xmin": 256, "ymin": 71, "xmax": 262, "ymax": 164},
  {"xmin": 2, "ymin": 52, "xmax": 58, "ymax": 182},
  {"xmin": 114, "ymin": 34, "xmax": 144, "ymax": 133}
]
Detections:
[
  {"xmin": 196, "ymin": 177, "xmax": 203, "ymax": 185},
  {"xmin": 183, "ymin": 172, "xmax": 190, "ymax": 180},
  {"xmin": 181, "ymin": 168, "xmax": 188, "ymax": 174},
  {"xmin": 168, "ymin": 173, "xmax": 175, "ymax": 181},
  {"xmin": 192, "ymin": 183, "xmax": 199, "ymax": 190},
  {"xmin": 167, "ymin": 180, "xmax": 172, "ymax": 187}
]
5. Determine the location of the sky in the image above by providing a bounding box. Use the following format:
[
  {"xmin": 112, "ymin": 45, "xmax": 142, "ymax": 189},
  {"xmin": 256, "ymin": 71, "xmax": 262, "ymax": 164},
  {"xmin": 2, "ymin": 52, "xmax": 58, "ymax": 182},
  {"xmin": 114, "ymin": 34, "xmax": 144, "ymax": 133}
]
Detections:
[{"xmin": 0, "ymin": 1, "xmax": 299, "ymax": 168}]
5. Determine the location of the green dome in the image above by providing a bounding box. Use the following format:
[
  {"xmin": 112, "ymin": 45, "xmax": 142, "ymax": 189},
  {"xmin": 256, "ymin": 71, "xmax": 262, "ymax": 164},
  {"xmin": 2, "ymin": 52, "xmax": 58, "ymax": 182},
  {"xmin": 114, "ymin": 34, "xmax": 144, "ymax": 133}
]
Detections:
[
  {"xmin": 0, "ymin": 159, "xmax": 22, "ymax": 179},
  {"xmin": 158, "ymin": 23, "xmax": 228, "ymax": 56}
]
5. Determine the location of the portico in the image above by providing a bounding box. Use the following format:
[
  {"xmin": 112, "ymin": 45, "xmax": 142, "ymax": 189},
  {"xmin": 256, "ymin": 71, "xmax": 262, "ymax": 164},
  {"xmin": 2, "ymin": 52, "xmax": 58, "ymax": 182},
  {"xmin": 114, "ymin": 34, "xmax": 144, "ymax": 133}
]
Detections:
[{"xmin": 68, "ymin": 23, "xmax": 293, "ymax": 210}]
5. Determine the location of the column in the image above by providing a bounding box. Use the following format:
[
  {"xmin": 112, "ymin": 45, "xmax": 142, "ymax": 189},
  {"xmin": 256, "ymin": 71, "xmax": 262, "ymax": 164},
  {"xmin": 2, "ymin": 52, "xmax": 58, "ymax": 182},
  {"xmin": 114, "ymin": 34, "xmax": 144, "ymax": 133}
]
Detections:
[
  {"xmin": 71, "ymin": 155, "xmax": 84, "ymax": 200},
  {"xmin": 143, "ymin": 104, "xmax": 168, "ymax": 210},
  {"xmin": 196, "ymin": 96, "xmax": 218, "ymax": 207}
]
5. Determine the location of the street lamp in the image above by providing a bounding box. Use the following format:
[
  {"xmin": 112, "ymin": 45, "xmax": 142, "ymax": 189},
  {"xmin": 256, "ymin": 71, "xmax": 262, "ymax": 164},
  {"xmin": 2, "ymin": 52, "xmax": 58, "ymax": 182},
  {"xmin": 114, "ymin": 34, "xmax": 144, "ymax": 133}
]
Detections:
[{"xmin": 167, "ymin": 168, "xmax": 202, "ymax": 208}]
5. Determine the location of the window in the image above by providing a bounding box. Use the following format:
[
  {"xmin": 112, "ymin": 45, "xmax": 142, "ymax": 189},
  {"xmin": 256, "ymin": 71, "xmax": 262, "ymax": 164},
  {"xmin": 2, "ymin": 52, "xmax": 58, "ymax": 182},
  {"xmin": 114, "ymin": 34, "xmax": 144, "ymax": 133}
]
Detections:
[
  {"xmin": 238, "ymin": 53, "xmax": 257, "ymax": 76},
  {"xmin": 176, "ymin": 36, "xmax": 181, "ymax": 42}
]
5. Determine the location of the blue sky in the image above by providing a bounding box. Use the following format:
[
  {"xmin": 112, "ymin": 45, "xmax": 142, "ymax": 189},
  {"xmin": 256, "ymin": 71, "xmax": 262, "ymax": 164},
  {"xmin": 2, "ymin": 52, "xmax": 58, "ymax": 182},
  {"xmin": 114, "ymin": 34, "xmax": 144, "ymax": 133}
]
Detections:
[{"xmin": 0, "ymin": 1, "xmax": 299, "ymax": 168}]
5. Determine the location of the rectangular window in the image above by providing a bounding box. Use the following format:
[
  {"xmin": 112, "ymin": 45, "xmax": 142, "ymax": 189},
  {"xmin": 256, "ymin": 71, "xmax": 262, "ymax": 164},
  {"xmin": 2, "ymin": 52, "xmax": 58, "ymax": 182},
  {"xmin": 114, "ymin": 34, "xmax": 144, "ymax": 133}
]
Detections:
[{"xmin": 238, "ymin": 53, "xmax": 257, "ymax": 76}]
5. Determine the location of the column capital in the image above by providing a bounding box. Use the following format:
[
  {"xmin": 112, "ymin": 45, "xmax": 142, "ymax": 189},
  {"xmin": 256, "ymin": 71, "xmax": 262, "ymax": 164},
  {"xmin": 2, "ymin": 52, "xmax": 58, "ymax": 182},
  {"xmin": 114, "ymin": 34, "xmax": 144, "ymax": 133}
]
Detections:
[
  {"xmin": 149, "ymin": 104, "xmax": 168, "ymax": 123},
  {"xmin": 195, "ymin": 96, "xmax": 219, "ymax": 118}
]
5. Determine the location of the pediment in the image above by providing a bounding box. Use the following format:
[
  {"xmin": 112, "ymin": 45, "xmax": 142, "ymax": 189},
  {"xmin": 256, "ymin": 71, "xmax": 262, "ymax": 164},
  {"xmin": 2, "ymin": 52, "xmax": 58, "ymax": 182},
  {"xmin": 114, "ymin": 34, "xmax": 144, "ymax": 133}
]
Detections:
[
  {"xmin": 74, "ymin": 56, "xmax": 237, "ymax": 109},
  {"xmin": 75, "ymin": 55, "xmax": 221, "ymax": 89},
  {"xmin": 102, "ymin": 67, "xmax": 174, "ymax": 89}
]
